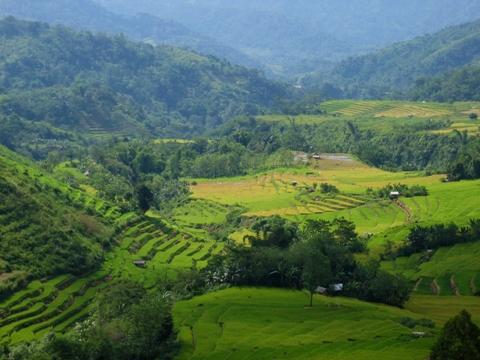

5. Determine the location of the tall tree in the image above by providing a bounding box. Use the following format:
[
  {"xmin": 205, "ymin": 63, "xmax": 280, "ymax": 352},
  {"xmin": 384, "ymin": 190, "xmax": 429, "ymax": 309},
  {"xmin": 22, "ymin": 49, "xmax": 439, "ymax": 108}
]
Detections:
[{"xmin": 430, "ymin": 310, "xmax": 480, "ymax": 360}]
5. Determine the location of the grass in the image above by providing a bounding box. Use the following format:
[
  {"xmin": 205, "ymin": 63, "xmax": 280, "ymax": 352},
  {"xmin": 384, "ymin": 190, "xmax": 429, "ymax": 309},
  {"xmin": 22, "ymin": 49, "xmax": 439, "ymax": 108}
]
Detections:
[
  {"xmin": 0, "ymin": 273, "xmax": 108, "ymax": 344},
  {"xmin": 382, "ymin": 241, "xmax": 480, "ymax": 296},
  {"xmin": 190, "ymin": 156, "xmax": 441, "ymax": 217},
  {"xmin": 258, "ymin": 100, "xmax": 480, "ymax": 134},
  {"xmin": 172, "ymin": 199, "xmax": 235, "ymax": 227},
  {"xmin": 187, "ymin": 153, "xmax": 480, "ymax": 260},
  {"xmin": 174, "ymin": 287, "xmax": 435, "ymax": 360},
  {"xmin": 406, "ymin": 295, "xmax": 480, "ymax": 325},
  {"xmin": 0, "ymin": 205, "xmax": 223, "ymax": 344}
]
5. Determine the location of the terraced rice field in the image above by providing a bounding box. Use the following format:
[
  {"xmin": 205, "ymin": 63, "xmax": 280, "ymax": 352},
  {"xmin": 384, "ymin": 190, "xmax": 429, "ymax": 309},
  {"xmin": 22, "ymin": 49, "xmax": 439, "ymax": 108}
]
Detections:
[
  {"xmin": 258, "ymin": 100, "xmax": 480, "ymax": 133},
  {"xmin": 174, "ymin": 288, "xmax": 435, "ymax": 360},
  {"xmin": 2, "ymin": 133, "xmax": 480, "ymax": 349},
  {"xmin": 172, "ymin": 199, "xmax": 234, "ymax": 227},
  {"xmin": 402, "ymin": 180, "xmax": 480, "ymax": 226},
  {"xmin": 104, "ymin": 216, "xmax": 223, "ymax": 287},
  {"xmin": 0, "ymin": 273, "xmax": 109, "ymax": 344},
  {"xmin": 430, "ymin": 122, "xmax": 480, "ymax": 135},
  {"xmin": 190, "ymin": 156, "xmax": 439, "ymax": 218},
  {"xmin": 320, "ymin": 100, "xmax": 471, "ymax": 118},
  {"xmin": 0, "ymin": 211, "xmax": 223, "ymax": 344},
  {"xmin": 324, "ymin": 100, "xmax": 392, "ymax": 117},
  {"xmin": 188, "ymin": 155, "xmax": 480, "ymax": 259},
  {"xmin": 406, "ymin": 295, "xmax": 480, "ymax": 325},
  {"xmin": 383, "ymin": 241, "xmax": 480, "ymax": 296}
]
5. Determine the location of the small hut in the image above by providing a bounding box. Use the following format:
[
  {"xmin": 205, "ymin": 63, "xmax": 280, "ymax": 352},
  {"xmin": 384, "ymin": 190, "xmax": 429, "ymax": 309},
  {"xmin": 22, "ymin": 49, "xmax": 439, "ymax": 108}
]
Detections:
[
  {"xmin": 331, "ymin": 283, "xmax": 344, "ymax": 292},
  {"xmin": 389, "ymin": 191, "xmax": 400, "ymax": 200},
  {"xmin": 133, "ymin": 260, "xmax": 147, "ymax": 268},
  {"xmin": 315, "ymin": 286, "xmax": 328, "ymax": 295}
]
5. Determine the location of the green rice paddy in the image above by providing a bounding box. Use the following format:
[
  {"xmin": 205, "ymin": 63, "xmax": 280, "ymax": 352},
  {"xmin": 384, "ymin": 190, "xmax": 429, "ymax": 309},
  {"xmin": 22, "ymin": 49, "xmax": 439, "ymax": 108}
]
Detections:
[{"xmin": 174, "ymin": 287, "xmax": 436, "ymax": 360}]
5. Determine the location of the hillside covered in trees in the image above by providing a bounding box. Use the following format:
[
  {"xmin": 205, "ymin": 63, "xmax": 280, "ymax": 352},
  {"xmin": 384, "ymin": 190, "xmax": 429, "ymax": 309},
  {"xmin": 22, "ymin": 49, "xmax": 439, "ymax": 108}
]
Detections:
[
  {"xmin": 410, "ymin": 65, "xmax": 480, "ymax": 102},
  {"xmin": 0, "ymin": 17, "xmax": 288, "ymax": 158},
  {"xmin": 96, "ymin": 0, "xmax": 480, "ymax": 79},
  {"xmin": 0, "ymin": 145, "xmax": 112, "ymax": 291},
  {"xmin": 304, "ymin": 19, "xmax": 480, "ymax": 99},
  {"xmin": 0, "ymin": 0, "xmax": 259, "ymax": 69}
]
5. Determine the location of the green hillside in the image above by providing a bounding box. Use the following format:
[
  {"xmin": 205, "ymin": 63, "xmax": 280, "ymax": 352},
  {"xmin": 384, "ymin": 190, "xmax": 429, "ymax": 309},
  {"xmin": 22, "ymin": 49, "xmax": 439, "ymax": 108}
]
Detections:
[
  {"xmin": 0, "ymin": 146, "xmax": 225, "ymax": 345},
  {"xmin": 2, "ymin": 0, "xmax": 480, "ymax": 357},
  {"xmin": 0, "ymin": 145, "xmax": 115, "ymax": 280},
  {"xmin": 174, "ymin": 287, "xmax": 435, "ymax": 360},
  {"xmin": 98, "ymin": 0, "xmax": 480, "ymax": 79},
  {"xmin": 0, "ymin": 17, "xmax": 288, "ymax": 158},
  {"xmin": 383, "ymin": 241, "xmax": 480, "ymax": 297},
  {"xmin": 0, "ymin": 0, "xmax": 259, "ymax": 69},
  {"xmin": 411, "ymin": 65, "xmax": 480, "ymax": 102},
  {"xmin": 305, "ymin": 19, "xmax": 480, "ymax": 98}
]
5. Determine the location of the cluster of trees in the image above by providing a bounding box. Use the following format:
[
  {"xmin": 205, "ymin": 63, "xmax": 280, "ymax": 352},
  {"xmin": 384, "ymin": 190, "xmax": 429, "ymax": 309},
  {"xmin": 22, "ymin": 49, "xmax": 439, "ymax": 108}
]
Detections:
[
  {"xmin": 430, "ymin": 310, "xmax": 480, "ymax": 360},
  {"xmin": 319, "ymin": 183, "xmax": 340, "ymax": 194},
  {"xmin": 367, "ymin": 183, "xmax": 428, "ymax": 198},
  {"xmin": 219, "ymin": 115, "xmax": 480, "ymax": 176},
  {"xmin": 401, "ymin": 219, "xmax": 480, "ymax": 256},
  {"xmin": 204, "ymin": 217, "xmax": 410, "ymax": 307},
  {"xmin": 411, "ymin": 65, "xmax": 480, "ymax": 102},
  {"xmin": 447, "ymin": 142, "xmax": 480, "ymax": 181},
  {"xmin": 76, "ymin": 137, "xmax": 299, "ymax": 213},
  {"xmin": 1, "ymin": 281, "xmax": 178, "ymax": 360}
]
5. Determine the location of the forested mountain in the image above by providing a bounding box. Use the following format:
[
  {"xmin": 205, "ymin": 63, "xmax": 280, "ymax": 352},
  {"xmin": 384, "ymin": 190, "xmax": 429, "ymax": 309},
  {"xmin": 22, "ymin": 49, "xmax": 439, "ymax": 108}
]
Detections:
[
  {"xmin": 304, "ymin": 19, "xmax": 480, "ymax": 99},
  {"xmin": 0, "ymin": 17, "xmax": 288, "ymax": 158},
  {"xmin": 410, "ymin": 65, "xmax": 480, "ymax": 102},
  {"xmin": 0, "ymin": 0, "xmax": 259, "ymax": 69},
  {"xmin": 96, "ymin": 0, "xmax": 480, "ymax": 78}
]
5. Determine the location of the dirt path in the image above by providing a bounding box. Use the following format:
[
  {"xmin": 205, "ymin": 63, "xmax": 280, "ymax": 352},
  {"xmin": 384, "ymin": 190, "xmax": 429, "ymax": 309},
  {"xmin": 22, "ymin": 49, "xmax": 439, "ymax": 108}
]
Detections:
[
  {"xmin": 471, "ymin": 275, "xmax": 477, "ymax": 295},
  {"xmin": 431, "ymin": 279, "xmax": 440, "ymax": 295},
  {"xmin": 450, "ymin": 275, "xmax": 461, "ymax": 296},
  {"xmin": 394, "ymin": 200, "xmax": 414, "ymax": 223},
  {"xmin": 413, "ymin": 278, "xmax": 422, "ymax": 292}
]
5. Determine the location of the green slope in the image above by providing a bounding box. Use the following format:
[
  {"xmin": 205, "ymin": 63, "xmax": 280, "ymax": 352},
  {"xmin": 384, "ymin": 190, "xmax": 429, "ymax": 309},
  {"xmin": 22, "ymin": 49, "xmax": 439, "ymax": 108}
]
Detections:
[
  {"xmin": 306, "ymin": 19, "xmax": 480, "ymax": 98},
  {"xmin": 0, "ymin": 145, "xmax": 115, "ymax": 280},
  {"xmin": 174, "ymin": 287, "xmax": 435, "ymax": 360},
  {"xmin": 411, "ymin": 65, "xmax": 480, "ymax": 102},
  {"xmin": 0, "ymin": 16, "xmax": 288, "ymax": 157},
  {"xmin": 0, "ymin": 0, "xmax": 259, "ymax": 69}
]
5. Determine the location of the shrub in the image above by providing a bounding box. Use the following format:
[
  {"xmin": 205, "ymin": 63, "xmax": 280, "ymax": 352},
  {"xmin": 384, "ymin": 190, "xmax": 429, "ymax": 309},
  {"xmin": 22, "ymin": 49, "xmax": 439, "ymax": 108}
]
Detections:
[
  {"xmin": 430, "ymin": 310, "xmax": 480, "ymax": 360},
  {"xmin": 319, "ymin": 183, "xmax": 339, "ymax": 194}
]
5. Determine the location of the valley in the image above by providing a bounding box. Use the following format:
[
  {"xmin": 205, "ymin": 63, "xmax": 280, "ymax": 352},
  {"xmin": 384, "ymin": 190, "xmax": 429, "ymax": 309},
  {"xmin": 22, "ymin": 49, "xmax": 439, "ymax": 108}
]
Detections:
[
  {"xmin": 0, "ymin": 6, "xmax": 479, "ymax": 358},
  {"xmin": 1, "ymin": 104, "xmax": 479, "ymax": 356}
]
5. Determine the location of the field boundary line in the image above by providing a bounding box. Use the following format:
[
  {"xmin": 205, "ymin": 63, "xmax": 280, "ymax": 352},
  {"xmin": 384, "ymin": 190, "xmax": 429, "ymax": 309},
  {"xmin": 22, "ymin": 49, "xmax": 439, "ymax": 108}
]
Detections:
[
  {"xmin": 394, "ymin": 200, "xmax": 413, "ymax": 223},
  {"xmin": 449, "ymin": 275, "xmax": 460, "ymax": 296},
  {"xmin": 431, "ymin": 279, "xmax": 440, "ymax": 295}
]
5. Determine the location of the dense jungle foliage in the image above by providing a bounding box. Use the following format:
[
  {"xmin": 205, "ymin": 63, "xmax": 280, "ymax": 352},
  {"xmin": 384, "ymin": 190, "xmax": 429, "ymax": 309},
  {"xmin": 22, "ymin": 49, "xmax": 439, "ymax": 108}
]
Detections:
[{"xmin": 0, "ymin": 17, "xmax": 288, "ymax": 158}]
